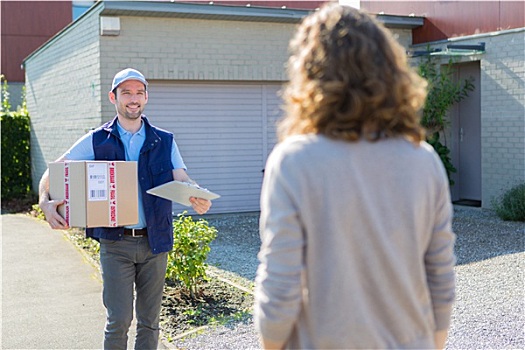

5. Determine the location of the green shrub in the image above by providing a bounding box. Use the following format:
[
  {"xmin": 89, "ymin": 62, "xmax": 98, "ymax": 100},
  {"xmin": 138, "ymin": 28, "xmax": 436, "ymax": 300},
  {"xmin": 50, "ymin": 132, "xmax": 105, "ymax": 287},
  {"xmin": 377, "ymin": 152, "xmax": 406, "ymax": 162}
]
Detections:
[
  {"xmin": 1, "ymin": 111, "xmax": 31, "ymax": 200},
  {"xmin": 427, "ymin": 132, "xmax": 456, "ymax": 185},
  {"xmin": 31, "ymin": 204, "xmax": 46, "ymax": 220},
  {"xmin": 491, "ymin": 183, "xmax": 525, "ymax": 222},
  {"xmin": 1, "ymin": 75, "xmax": 32, "ymax": 201},
  {"xmin": 166, "ymin": 212, "xmax": 218, "ymax": 298}
]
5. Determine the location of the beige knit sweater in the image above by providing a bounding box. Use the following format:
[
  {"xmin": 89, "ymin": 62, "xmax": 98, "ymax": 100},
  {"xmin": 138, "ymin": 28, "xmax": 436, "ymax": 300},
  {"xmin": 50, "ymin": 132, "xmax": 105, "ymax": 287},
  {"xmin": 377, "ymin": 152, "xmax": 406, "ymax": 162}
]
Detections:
[{"xmin": 254, "ymin": 135, "xmax": 456, "ymax": 349}]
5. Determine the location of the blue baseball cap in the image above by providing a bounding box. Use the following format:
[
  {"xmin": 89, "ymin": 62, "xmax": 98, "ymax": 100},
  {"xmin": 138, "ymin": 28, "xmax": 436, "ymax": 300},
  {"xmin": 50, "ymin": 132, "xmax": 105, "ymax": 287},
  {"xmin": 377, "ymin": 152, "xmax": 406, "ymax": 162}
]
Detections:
[{"xmin": 111, "ymin": 68, "xmax": 148, "ymax": 92}]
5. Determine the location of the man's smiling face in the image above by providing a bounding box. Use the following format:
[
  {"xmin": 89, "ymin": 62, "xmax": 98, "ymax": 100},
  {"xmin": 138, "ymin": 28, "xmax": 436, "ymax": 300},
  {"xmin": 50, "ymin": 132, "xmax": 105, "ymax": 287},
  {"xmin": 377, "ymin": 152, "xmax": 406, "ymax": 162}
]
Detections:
[{"xmin": 111, "ymin": 80, "xmax": 148, "ymax": 121}]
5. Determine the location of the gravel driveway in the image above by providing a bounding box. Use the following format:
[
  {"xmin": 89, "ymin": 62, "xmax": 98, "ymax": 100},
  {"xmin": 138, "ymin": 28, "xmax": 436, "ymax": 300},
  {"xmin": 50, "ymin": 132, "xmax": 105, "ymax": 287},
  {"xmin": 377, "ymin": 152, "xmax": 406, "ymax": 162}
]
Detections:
[{"xmin": 170, "ymin": 207, "xmax": 524, "ymax": 349}]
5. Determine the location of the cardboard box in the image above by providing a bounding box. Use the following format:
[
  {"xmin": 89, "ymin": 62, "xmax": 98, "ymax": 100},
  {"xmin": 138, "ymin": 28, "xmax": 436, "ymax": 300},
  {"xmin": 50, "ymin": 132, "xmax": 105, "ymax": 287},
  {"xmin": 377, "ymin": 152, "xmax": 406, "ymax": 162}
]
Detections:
[{"xmin": 49, "ymin": 161, "xmax": 138, "ymax": 228}]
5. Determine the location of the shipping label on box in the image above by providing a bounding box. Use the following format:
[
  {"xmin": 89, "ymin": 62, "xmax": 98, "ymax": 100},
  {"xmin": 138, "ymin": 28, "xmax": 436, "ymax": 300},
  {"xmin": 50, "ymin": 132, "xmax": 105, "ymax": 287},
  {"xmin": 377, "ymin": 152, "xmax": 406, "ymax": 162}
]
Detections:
[{"xmin": 49, "ymin": 161, "xmax": 139, "ymax": 228}]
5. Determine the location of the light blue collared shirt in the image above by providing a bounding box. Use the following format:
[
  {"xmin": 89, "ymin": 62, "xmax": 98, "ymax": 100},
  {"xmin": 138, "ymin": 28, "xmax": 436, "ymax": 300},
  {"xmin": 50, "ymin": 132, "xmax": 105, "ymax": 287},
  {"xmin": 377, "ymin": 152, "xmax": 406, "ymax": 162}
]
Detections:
[{"xmin": 62, "ymin": 118, "xmax": 186, "ymax": 228}]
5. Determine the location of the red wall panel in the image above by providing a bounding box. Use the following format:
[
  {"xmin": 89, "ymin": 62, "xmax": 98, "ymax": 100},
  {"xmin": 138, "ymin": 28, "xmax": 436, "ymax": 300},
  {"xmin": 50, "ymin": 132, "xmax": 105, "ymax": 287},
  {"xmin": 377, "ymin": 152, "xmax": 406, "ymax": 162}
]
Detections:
[
  {"xmin": 1, "ymin": 1, "xmax": 72, "ymax": 82},
  {"xmin": 499, "ymin": 1, "xmax": 525, "ymax": 30},
  {"xmin": 360, "ymin": 1, "xmax": 524, "ymax": 44}
]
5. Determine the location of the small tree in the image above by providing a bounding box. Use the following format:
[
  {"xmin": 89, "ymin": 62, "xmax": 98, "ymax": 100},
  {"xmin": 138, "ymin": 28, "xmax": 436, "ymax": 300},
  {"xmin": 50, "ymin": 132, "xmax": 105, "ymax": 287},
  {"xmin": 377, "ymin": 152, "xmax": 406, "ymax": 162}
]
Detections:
[{"xmin": 418, "ymin": 56, "xmax": 474, "ymax": 185}]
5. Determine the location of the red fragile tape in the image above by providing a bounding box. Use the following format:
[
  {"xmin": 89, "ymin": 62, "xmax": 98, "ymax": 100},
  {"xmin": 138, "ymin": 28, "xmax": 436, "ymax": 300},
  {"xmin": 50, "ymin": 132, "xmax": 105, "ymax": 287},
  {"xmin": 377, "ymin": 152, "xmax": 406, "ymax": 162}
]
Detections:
[
  {"xmin": 64, "ymin": 162, "xmax": 71, "ymax": 226},
  {"xmin": 108, "ymin": 162, "xmax": 118, "ymax": 227}
]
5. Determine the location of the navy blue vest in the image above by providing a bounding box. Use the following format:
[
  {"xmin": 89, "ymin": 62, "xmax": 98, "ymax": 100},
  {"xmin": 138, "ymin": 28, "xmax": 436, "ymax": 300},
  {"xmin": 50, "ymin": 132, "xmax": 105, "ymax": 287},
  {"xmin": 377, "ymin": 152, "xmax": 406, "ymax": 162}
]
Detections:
[{"xmin": 86, "ymin": 116, "xmax": 175, "ymax": 254}]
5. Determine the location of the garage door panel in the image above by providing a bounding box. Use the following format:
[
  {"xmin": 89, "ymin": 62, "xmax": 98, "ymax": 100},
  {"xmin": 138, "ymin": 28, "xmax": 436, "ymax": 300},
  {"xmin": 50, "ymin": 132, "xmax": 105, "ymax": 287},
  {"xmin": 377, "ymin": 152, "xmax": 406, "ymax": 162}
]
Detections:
[
  {"xmin": 176, "ymin": 126, "xmax": 260, "ymax": 132},
  {"xmin": 154, "ymin": 87, "xmax": 263, "ymax": 95},
  {"xmin": 160, "ymin": 98, "xmax": 263, "ymax": 104},
  {"xmin": 147, "ymin": 81, "xmax": 283, "ymax": 214},
  {"xmin": 183, "ymin": 159, "xmax": 263, "ymax": 170},
  {"xmin": 266, "ymin": 84, "xmax": 283, "ymax": 152},
  {"xmin": 181, "ymin": 146, "xmax": 262, "ymax": 154},
  {"xmin": 178, "ymin": 138, "xmax": 261, "ymax": 145},
  {"xmin": 153, "ymin": 105, "xmax": 263, "ymax": 112},
  {"xmin": 176, "ymin": 139, "xmax": 260, "ymax": 149},
  {"xmin": 186, "ymin": 162, "xmax": 262, "ymax": 171}
]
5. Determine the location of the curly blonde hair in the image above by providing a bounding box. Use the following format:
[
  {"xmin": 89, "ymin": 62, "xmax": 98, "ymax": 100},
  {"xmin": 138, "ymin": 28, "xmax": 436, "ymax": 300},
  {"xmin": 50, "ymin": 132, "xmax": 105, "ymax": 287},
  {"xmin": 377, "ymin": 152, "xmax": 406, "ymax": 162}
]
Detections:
[{"xmin": 278, "ymin": 3, "xmax": 427, "ymax": 143}]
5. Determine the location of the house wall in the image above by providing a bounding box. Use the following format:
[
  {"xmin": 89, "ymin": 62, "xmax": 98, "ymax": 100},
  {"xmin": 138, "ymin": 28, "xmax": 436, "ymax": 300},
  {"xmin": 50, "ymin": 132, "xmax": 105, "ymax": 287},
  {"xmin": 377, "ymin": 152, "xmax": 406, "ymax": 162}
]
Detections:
[
  {"xmin": 24, "ymin": 3, "xmax": 416, "ymax": 212},
  {"xmin": 97, "ymin": 15, "xmax": 298, "ymax": 120},
  {"xmin": 97, "ymin": 15, "xmax": 412, "ymax": 119},
  {"xmin": 390, "ymin": 29, "xmax": 412, "ymax": 49},
  {"xmin": 412, "ymin": 28, "xmax": 525, "ymax": 207},
  {"xmin": 361, "ymin": 1, "xmax": 525, "ymax": 44},
  {"xmin": 25, "ymin": 5, "xmax": 104, "ymax": 190},
  {"xmin": 480, "ymin": 29, "xmax": 525, "ymax": 204}
]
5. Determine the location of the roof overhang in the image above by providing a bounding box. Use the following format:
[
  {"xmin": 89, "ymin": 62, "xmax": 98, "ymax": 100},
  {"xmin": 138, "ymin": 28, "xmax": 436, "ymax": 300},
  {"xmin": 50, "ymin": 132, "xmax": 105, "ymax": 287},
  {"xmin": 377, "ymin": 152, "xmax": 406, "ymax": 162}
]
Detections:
[
  {"xmin": 376, "ymin": 14, "xmax": 424, "ymax": 29},
  {"xmin": 100, "ymin": 1, "xmax": 424, "ymax": 28},
  {"xmin": 409, "ymin": 42, "xmax": 486, "ymax": 57},
  {"xmin": 100, "ymin": 1, "xmax": 311, "ymax": 24},
  {"xmin": 23, "ymin": 1, "xmax": 424, "ymax": 66}
]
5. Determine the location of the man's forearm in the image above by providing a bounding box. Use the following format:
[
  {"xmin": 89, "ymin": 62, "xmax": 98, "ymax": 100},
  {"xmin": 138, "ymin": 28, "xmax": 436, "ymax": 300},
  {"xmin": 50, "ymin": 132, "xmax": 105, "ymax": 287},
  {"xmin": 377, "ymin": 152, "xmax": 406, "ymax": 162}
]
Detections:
[{"xmin": 38, "ymin": 169, "xmax": 50, "ymax": 205}]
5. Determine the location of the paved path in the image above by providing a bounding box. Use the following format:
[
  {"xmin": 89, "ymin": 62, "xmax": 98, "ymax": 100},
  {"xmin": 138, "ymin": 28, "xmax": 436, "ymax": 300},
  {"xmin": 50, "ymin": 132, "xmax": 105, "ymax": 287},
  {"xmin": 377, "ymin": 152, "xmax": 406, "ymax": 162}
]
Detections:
[
  {"xmin": 1, "ymin": 214, "xmax": 146, "ymax": 350},
  {"xmin": 3, "ymin": 211, "xmax": 523, "ymax": 349}
]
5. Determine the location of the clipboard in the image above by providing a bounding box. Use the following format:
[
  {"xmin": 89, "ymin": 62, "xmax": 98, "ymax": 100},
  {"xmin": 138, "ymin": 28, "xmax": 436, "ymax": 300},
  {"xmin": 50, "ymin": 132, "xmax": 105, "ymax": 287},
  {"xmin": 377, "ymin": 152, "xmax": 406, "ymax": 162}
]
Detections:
[{"xmin": 146, "ymin": 180, "xmax": 220, "ymax": 207}]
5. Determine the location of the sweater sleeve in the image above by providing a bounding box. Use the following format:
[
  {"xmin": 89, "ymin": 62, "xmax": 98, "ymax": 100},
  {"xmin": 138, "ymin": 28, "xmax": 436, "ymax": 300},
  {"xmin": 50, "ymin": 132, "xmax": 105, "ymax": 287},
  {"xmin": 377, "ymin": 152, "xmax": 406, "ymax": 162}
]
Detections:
[
  {"xmin": 425, "ymin": 157, "xmax": 457, "ymax": 331},
  {"xmin": 254, "ymin": 144, "xmax": 305, "ymax": 347}
]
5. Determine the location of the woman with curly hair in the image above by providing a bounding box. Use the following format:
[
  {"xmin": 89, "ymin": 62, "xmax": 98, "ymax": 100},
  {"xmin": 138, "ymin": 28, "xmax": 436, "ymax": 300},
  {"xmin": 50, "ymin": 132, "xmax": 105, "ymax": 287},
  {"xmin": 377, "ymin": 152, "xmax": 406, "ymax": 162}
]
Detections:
[{"xmin": 254, "ymin": 4, "xmax": 456, "ymax": 349}]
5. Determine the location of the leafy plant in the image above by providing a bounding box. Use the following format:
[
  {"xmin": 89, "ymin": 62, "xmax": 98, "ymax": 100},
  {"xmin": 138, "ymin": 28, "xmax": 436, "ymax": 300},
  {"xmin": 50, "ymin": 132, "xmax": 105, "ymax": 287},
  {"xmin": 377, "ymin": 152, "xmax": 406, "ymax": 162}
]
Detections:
[
  {"xmin": 70, "ymin": 228, "xmax": 100, "ymax": 257},
  {"xmin": 1, "ymin": 75, "xmax": 32, "ymax": 201},
  {"xmin": 427, "ymin": 132, "xmax": 456, "ymax": 186},
  {"xmin": 491, "ymin": 183, "xmax": 525, "ymax": 222},
  {"xmin": 166, "ymin": 211, "xmax": 218, "ymax": 298},
  {"xmin": 32, "ymin": 204, "xmax": 46, "ymax": 220},
  {"xmin": 1, "ymin": 74, "xmax": 11, "ymax": 112},
  {"xmin": 418, "ymin": 56, "xmax": 474, "ymax": 134},
  {"xmin": 417, "ymin": 55, "xmax": 474, "ymax": 185}
]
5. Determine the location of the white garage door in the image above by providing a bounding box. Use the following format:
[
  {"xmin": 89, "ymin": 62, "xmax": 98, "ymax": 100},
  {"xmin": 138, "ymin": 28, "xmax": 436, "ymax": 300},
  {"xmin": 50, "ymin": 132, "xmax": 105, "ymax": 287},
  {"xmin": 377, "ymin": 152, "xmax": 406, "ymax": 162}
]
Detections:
[{"xmin": 146, "ymin": 81, "xmax": 284, "ymax": 214}]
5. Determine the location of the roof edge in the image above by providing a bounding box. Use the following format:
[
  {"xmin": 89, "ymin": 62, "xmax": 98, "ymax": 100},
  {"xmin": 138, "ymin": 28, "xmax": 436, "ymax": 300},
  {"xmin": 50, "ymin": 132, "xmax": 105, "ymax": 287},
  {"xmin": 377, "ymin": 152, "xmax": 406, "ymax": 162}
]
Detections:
[
  {"xmin": 23, "ymin": 1, "xmax": 424, "ymax": 66},
  {"xmin": 376, "ymin": 14, "xmax": 424, "ymax": 29},
  {"xmin": 100, "ymin": 1, "xmax": 312, "ymax": 23}
]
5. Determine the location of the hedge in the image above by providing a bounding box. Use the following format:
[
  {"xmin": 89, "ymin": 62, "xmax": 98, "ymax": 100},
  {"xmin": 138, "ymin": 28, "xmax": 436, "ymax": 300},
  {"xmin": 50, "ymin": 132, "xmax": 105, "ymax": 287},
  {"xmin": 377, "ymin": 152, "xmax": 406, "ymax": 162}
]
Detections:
[{"xmin": 1, "ymin": 111, "xmax": 32, "ymax": 200}]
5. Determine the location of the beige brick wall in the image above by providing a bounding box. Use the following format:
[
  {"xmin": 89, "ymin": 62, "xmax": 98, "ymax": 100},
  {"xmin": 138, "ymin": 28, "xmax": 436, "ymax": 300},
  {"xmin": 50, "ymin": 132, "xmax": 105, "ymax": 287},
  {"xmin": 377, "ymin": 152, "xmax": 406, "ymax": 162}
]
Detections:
[
  {"xmin": 97, "ymin": 16, "xmax": 298, "ymax": 118},
  {"xmin": 479, "ymin": 29, "xmax": 525, "ymax": 205}
]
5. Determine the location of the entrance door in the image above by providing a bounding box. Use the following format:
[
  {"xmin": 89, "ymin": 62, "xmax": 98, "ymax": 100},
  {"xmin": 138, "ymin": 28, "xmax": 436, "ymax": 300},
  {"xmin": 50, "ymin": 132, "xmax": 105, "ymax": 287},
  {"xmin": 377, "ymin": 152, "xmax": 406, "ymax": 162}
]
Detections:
[{"xmin": 451, "ymin": 61, "xmax": 481, "ymax": 205}]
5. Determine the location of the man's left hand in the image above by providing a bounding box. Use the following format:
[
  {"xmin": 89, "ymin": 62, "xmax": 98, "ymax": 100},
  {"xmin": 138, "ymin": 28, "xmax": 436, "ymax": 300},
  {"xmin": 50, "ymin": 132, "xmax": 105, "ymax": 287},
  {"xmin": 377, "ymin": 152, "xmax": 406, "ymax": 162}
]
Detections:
[{"xmin": 189, "ymin": 197, "xmax": 211, "ymax": 215}]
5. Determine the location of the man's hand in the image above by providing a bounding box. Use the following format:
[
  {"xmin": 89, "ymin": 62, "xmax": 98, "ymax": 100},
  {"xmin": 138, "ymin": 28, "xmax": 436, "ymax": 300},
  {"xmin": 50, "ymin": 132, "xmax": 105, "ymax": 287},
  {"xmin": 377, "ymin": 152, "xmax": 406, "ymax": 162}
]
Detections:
[
  {"xmin": 39, "ymin": 166, "xmax": 69, "ymax": 230},
  {"xmin": 189, "ymin": 197, "xmax": 211, "ymax": 215},
  {"xmin": 173, "ymin": 168, "xmax": 212, "ymax": 215},
  {"xmin": 39, "ymin": 198, "xmax": 69, "ymax": 230}
]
